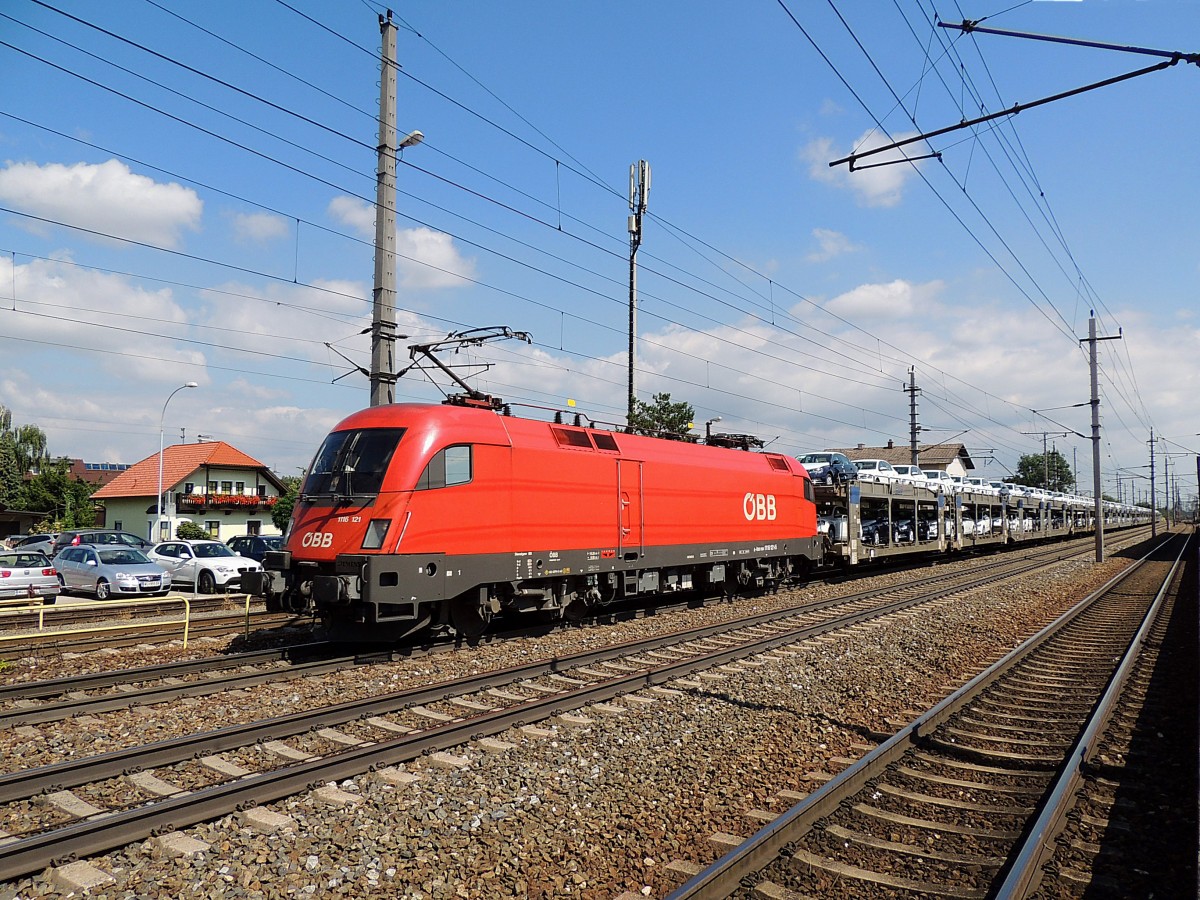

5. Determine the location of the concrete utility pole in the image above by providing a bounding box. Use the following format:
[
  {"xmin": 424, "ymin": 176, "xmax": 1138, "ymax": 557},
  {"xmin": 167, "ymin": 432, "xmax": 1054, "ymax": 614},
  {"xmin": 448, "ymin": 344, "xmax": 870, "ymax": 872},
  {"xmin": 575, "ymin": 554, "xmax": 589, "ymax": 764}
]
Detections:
[
  {"xmin": 904, "ymin": 367, "xmax": 920, "ymax": 466},
  {"xmin": 1080, "ymin": 313, "xmax": 1120, "ymax": 562},
  {"xmin": 627, "ymin": 160, "xmax": 650, "ymax": 426},
  {"xmin": 370, "ymin": 12, "xmax": 400, "ymax": 407},
  {"xmin": 1148, "ymin": 428, "xmax": 1157, "ymax": 537}
]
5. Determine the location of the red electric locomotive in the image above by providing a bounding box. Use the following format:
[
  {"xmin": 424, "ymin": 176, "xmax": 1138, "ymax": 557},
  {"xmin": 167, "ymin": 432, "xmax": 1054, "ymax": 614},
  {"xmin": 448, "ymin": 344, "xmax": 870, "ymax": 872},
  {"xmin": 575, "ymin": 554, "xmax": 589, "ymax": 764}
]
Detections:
[{"xmin": 246, "ymin": 401, "xmax": 822, "ymax": 639}]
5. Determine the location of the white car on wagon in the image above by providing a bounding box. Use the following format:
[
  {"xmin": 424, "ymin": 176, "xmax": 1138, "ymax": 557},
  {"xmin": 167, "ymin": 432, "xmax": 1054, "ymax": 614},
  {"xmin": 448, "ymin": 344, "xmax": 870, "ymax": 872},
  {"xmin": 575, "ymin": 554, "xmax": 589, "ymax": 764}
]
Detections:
[{"xmin": 851, "ymin": 459, "xmax": 904, "ymax": 484}]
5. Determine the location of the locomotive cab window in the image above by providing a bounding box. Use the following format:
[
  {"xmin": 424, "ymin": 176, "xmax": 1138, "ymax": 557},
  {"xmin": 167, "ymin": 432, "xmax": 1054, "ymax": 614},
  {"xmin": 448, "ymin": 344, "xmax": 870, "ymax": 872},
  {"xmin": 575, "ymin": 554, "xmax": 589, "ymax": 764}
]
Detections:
[
  {"xmin": 304, "ymin": 427, "xmax": 405, "ymax": 497},
  {"xmin": 416, "ymin": 444, "xmax": 472, "ymax": 491}
]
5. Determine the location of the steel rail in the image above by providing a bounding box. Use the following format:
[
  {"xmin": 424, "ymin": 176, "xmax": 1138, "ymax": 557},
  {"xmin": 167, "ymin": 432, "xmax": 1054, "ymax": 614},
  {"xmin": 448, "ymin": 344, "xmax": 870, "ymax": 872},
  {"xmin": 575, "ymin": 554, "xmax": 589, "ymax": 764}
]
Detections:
[
  {"xmin": 0, "ymin": 646, "xmax": 397, "ymax": 727},
  {"xmin": 666, "ymin": 531, "xmax": 1182, "ymax": 899},
  {"xmin": 0, "ymin": 641, "xmax": 332, "ymax": 702},
  {"xmin": 0, "ymin": 543, "xmax": 1095, "ymax": 881},
  {"xmin": 994, "ymin": 532, "xmax": 1191, "ymax": 897}
]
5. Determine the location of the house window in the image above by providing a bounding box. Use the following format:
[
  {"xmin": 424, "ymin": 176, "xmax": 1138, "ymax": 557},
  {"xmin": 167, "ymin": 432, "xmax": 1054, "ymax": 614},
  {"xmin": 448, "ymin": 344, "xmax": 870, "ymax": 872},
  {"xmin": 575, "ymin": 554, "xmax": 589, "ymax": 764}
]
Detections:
[
  {"xmin": 221, "ymin": 481, "xmax": 233, "ymax": 493},
  {"xmin": 235, "ymin": 481, "xmax": 245, "ymax": 495},
  {"xmin": 208, "ymin": 481, "xmax": 218, "ymax": 493},
  {"xmin": 205, "ymin": 521, "xmax": 220, "ymax": 537},
  {"xmin": 257, "ymin": 485, "xmax": 267, "ymax": 497},
  {"xmin": 246, "ymin": 519, "xmax": 261, "ymax": 536},
  {"xmin": 113, "ymin": 520, "xmax": 123, "ymax": 531}
]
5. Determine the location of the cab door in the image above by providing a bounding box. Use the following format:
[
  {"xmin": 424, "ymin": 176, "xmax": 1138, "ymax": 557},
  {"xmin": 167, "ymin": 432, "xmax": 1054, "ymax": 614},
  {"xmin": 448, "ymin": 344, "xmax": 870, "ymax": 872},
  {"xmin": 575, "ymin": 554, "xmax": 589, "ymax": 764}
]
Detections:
[{"xmin": 617, "ymin": 459, "xmax": 643, "ymax": 560}]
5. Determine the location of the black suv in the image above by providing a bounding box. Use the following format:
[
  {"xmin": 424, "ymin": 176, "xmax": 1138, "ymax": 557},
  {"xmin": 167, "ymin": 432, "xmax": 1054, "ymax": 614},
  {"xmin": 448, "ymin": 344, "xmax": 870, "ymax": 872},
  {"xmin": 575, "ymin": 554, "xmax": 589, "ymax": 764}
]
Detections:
[
  {"xmin": 226, "ymin": 534, "xmax": 283, "ymax": 563},
  {"xmin": 796, "ymin": 452, "xmax": 858, "ymax": 485},
  {"xmin": 51, "ymin": 530, "xmax": 151, "ymax": 558}
]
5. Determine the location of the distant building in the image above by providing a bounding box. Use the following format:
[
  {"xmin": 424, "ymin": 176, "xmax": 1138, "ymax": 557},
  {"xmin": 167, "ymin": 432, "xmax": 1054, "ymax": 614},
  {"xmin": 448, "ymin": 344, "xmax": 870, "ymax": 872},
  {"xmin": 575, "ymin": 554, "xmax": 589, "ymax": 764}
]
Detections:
[
  {"xmin": 68, "ymin": 459, "xmax": 131, "ymax": 487},
  {"xmin": 93, "ymin": 441, "xmax": 286, "ymax": 543},
  {"xmin": 829, "ymin": 441, "xmax": 976, "ymax": 478}
]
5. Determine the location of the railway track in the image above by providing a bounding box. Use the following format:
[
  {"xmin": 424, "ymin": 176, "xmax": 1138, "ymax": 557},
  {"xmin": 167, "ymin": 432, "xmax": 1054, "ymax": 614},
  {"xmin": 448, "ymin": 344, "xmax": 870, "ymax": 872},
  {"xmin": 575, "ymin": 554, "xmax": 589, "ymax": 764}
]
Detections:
[
  {"xmin": 667, "ymin": 531, "xmax": 1189, "ymax": 899},
  {"xmin": 0, "ymin": 531, "xmax": 1150, "ymax": 883},
  {"xmin": 0, "ymin": 535, "xmax": 1112, "ymax": 727},
  {"xmin": 0, "ymin": 598, "xmax": 301, "ymax": 656}
]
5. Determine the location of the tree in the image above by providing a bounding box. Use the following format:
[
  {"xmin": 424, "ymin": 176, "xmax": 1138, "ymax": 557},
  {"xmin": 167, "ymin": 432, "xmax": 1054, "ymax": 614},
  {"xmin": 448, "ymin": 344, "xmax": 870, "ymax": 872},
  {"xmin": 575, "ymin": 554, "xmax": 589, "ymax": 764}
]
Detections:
[
  {"xmin": 0, "ymin": 406, "xmax": 50, "ymax": 504},
  {"xmin": 1015, "ymin": 450, "xmax": 1074, "ymax": 492},
  {"xmin": 627, "ymin": 393, "xmax": 695, "ymax": 438},
  {"xmin": 271, "ymin": 475, "xmax": 303, "ymax": 531},
  {"xmin": 22, "ymin": 458, "xmax": 97, "ymax": 530},
  {"xmin": 0, "ymin": 435, "xmax": 19, "ymax": 508}
]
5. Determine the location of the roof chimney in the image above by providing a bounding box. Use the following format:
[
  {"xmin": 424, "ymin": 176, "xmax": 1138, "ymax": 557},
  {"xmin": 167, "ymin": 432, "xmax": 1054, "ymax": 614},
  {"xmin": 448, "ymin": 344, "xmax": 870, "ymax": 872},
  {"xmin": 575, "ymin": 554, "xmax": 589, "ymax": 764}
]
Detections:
[
  {"xmin": 856, "ymin": 443, "xmax": 865, "ymax": 451},
  {"xmin": 886, "ymin": 439, "xmax": 894, "ymax": 449}
]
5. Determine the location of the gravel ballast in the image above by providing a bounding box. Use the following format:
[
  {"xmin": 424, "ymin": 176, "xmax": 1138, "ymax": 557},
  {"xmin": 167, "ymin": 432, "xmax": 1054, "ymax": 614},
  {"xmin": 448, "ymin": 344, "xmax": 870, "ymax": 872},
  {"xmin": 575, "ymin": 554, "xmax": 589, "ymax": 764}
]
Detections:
[{"xmin": 0, "ymin": 546, "xmax": 1139, "ymax": 899}]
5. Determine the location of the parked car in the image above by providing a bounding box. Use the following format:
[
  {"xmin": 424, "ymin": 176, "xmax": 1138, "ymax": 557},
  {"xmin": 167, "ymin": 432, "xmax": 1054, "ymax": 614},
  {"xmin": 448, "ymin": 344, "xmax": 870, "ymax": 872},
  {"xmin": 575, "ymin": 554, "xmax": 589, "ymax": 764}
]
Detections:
[
  {"xmin": 15, "ymin": 534, "xmax": 57, "ymax": 555},
  {"xmin": 921, "ymin": 470, "xmax": 956, "ymax": 493},
  {"xmin": 53, "ymin": 545, "xmax": 169, "ymax": 599},
  {"xmin": 148, "ymin": 540, "xmax": 262, "ymax": 594},
  {"xmin": 3, "ymin": 534, "xmax": 29, "ymax": 550},
  {"xmin": 51, "ymin": 530, "xmax": 152, "ymax": 558},
  {"xmin": 891, "ymin": 464, "xmax": 932, "ymax": 486},
  {"xmin": 225, "ymin": 534, "xmax": 283, "ymax": 563},
  {"xmin": 861, "ymin": 517, "xmax": 892, "ymax": 545},
  {"xmin": 851, "ymin": 459, "xmax": 903, "ymax": 483},
  {"xmin": 796, "ymin": 452, "xmax": 858, "ymax": 485},
  {"xmin": 0, "ymin": 550, "xmax": 59, "ymax": 603},
  {"xmin": 962, "ymin": 476, "xmax": 999, "ymax": 496}
]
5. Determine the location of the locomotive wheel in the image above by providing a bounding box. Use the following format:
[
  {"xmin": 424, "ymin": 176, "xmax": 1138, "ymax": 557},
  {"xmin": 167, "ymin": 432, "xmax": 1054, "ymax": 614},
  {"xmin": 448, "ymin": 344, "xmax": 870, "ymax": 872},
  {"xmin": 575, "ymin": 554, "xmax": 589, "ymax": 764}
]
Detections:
[{"xmin": 450, "ymin": 593, "xmax": 492, "ymax": 639}]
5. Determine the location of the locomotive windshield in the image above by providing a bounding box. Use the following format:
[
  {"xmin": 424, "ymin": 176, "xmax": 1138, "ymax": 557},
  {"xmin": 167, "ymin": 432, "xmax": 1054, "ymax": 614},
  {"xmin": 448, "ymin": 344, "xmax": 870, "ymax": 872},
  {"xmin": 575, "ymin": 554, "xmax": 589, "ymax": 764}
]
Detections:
[{"xmin": 303, "ymin": 427, "xmax": 405, "ymax": 497}]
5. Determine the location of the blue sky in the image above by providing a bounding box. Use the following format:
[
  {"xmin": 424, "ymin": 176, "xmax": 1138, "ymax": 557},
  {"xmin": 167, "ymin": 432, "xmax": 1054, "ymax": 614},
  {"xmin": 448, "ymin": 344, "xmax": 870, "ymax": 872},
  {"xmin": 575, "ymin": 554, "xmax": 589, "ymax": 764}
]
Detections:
[{"xmin": 0, "ymin": 0, "xmax": 1196, "ymax": 505}]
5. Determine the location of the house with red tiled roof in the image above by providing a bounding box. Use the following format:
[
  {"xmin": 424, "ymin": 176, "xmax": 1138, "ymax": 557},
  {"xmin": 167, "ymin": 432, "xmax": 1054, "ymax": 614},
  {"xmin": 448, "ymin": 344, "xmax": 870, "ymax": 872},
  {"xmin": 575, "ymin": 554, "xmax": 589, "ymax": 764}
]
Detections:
[{"xmin": 93, "ymin": 441, "xmax": 286, "ymax": 543}]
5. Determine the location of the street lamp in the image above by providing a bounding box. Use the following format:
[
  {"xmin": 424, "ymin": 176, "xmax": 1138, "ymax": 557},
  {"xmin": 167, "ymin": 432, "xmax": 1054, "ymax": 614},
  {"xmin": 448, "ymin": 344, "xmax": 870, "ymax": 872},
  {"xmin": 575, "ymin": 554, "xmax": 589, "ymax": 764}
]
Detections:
[{"xmin": 156, "ymin": 382, "xmax": 198, "ymax": 540}]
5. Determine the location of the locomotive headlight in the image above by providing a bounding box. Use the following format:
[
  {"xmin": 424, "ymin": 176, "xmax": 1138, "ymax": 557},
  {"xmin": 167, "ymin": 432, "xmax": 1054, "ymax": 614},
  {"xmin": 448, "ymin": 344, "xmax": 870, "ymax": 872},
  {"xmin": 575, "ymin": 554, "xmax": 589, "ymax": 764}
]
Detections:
[{"xmin": 361, "ymin": 518, "xmax": 391, "ymax": 550}]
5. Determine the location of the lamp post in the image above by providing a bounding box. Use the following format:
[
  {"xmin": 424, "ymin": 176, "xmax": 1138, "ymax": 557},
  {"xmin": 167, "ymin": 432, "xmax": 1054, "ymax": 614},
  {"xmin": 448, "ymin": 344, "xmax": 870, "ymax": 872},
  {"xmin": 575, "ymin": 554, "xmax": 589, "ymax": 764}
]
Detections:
[{"xmin": 156, "ymin": 382, "xmax": 198, "ymax": 541}]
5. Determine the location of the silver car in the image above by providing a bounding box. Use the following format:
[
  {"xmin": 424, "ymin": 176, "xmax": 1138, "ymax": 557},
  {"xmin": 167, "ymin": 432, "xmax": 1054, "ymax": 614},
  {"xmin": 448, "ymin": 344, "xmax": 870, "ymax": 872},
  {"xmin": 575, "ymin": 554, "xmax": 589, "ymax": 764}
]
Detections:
[
  {"xmin": 54, "ymin": 545, "xmax": 169, "ymax": 600},
  {"xmin": 0, "ymin": 550, "xmax": 59, "ymax": 604}
]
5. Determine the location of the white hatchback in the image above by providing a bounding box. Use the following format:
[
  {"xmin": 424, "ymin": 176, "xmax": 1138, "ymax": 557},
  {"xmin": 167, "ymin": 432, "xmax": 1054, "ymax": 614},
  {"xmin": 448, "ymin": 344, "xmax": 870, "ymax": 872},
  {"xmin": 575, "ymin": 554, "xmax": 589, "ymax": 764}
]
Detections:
[{"xmin": 851, "ymin": 459, "xmax": 904, "ymax": 483}]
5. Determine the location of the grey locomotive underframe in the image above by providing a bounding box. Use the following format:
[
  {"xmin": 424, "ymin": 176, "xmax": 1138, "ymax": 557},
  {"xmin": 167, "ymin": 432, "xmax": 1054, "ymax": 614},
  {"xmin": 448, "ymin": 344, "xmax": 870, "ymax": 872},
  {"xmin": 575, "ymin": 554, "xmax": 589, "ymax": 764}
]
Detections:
[{"xmin": 254, "ymin": 535, "xmax": 824, "ymax": 626}]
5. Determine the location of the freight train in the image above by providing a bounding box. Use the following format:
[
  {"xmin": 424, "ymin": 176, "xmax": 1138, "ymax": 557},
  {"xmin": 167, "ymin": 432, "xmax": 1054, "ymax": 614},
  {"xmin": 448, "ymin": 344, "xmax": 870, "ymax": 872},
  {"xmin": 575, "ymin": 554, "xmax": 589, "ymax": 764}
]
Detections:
[
  {"xmin": 245, "ymin": 394, "xmax": 1151, "ymax": 641},
  {"xmin": 244, "ymin": 400, "xmax": 823, "ymax": 639}
]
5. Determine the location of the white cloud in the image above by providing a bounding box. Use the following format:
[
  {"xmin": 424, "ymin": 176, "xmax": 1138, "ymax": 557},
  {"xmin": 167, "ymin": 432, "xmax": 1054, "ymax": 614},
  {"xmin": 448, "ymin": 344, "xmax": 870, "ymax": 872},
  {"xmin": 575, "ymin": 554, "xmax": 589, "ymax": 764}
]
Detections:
[
  {"xmin": 232, "ymin": 211, "xmax": 289, "ymax": 243},
  {"xmin": 0, "ymin": 159, "xmax": 202, "ymax": 248},
  {"xmin": 326, "ymin": 195, "xmax": 476, "ymax": 288},
  {"xmin": 0, "ymin": 255, "xmax": 207, "ymax": 384},
  {"xmin": 327, "ymin": 195, "xmax": 373, "ymax": 236},
  {"xmin": 824, "ymin": 278, "xmax": 943, "ymax": 319},
  {"xmin": 807, "ymin": 228, "xmax": 861, "ymax": 263},
  {"xmin": 802, "ymin": 130, "xmax": 923, "ymax": 208}
]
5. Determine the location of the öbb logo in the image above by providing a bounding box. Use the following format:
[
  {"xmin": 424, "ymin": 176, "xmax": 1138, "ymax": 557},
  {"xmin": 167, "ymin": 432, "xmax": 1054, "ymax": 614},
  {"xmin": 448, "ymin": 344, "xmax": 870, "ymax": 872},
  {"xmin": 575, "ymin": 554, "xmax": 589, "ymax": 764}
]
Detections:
[
  {"xmin": 743, "ymin": 493, "xmax": 777, "ymax": 521},
  {"xmin": 300, "ymin": 531, "xmax": 334, "ymax": 548}
]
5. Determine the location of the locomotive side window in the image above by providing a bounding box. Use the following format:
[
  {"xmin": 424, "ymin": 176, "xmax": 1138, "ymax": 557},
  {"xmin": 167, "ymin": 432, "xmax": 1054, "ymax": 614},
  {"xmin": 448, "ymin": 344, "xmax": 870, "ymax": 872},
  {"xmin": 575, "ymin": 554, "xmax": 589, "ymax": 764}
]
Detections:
[
  {"xmin": 304, "ymin": 427, "xmax": 405, "ymax": 497},
  {"xmin": 416, "ymin": 444, "xmax": 472, "ymax": 490},
  {"xmin": 591, "ymin": 431, "xmax": 620, "ymax": 452},
  {"xmin": 804, "ymin": 477, "xmax": 815, "ymax": 503},
  {"xmin": 551, "ymin": 427, "xmax": 594, "ymax": 449}
]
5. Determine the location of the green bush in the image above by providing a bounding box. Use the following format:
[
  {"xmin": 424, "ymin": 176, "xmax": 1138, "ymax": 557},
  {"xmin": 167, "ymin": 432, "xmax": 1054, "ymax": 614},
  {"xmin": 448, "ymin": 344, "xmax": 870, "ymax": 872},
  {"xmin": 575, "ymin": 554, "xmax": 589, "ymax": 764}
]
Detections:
[{"xmin": 175, "ymin": 521, "xmax": 209, "ymax": 540}]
